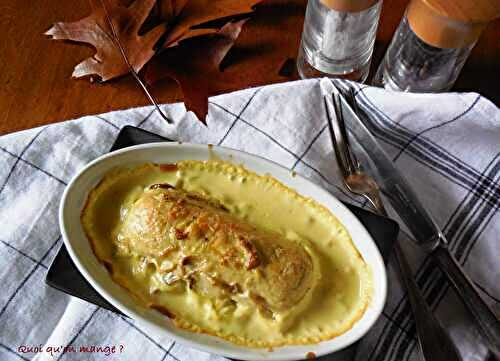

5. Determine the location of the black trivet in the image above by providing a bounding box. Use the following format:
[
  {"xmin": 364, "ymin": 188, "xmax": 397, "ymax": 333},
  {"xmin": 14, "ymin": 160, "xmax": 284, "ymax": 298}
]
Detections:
[{"xmin": 46, "ymin": 125, "xmax": 399, "ymax": 360}]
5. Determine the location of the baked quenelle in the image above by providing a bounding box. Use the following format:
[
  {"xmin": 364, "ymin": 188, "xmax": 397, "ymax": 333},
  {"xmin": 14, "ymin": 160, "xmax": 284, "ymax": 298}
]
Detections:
[
  {"xmin": 81, "ymin": 160, "xmax": 372, "ymax": 347},
  {"xmin": 118, "ymin": 185, "xmax": 314, "ymax": 313}
]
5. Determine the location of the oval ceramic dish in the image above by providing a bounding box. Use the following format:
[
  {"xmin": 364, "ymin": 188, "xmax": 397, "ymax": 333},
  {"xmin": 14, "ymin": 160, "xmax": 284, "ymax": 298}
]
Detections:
[{"xmin": 59, "ymin": 143, "xmax": 387, "ymax": 361}]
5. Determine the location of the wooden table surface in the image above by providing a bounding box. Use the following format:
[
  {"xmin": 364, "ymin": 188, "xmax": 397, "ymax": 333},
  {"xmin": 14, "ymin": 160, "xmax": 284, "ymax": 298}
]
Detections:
[{"xmin": 1, "ymin": 0, "xmax": 499, "ymax": 135}]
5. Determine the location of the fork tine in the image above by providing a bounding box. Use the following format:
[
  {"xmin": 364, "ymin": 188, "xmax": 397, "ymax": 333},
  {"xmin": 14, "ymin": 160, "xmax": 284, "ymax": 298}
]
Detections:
[
  {"xmin": 332, "ymin": 93, "xmax": 357, "ymax": 174},
  {"xmin": 324, "ymin": 95, "xmax": 350, "ymax": 179},
  {"xmin": 343, "ymin": 89, "xmax": 362, "ymax": 170}
]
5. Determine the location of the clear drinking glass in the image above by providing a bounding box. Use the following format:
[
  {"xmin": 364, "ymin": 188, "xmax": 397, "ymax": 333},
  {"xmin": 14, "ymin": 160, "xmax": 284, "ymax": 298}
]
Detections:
[
  {"xmin": 297, "ymin": 0, "xmax": 383, "ymax": 82},
  {"xmin": 372, "ymin": 0, "xmax": 487, "ymax": 92}
]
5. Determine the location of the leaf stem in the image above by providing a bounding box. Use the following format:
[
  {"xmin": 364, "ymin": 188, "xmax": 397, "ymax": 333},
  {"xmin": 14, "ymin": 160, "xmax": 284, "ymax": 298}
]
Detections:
[{"xmin": 99, "ymin": 0, "xmax": 172, "ymax": 124}]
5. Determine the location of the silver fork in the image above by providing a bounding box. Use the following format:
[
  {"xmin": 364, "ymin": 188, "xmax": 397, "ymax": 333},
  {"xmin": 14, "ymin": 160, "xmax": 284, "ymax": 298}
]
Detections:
[{"xmin": 324, "ymin": 91, "xmax": 462, "ymax": 361}]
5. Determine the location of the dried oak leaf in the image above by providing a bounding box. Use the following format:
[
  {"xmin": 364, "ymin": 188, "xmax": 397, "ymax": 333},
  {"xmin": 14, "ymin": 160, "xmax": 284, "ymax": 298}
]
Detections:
[
  {"xmin": 145, "ymin": 20, "xmax": 246, "ymax": 124},
  {"xmin": 161, "ymin": 0, "xmax": 262, "ymax": 46},
  {"xmin": 156, "ymin": 0, "xmax": 189, "ymax": 23},
  {"xmin": 171, "ymin": 0, "xmax": 189, "ymax": 17},
  {"xmin": 45, "ymin": 0, "xmax": 166, "ymax": 81}
]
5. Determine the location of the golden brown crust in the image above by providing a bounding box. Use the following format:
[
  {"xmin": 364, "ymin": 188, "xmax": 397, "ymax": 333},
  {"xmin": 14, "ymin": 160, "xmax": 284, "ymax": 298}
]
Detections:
[{"xmin": 158, "ymin": 163, "xmax": 178, "ymax": 172}]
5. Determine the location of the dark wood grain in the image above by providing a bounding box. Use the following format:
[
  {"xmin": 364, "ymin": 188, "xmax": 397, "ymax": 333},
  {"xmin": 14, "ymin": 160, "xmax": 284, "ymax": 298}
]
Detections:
[{"xmin": 0, "ymin": 0, "xmax": 499, "ymax": 135}]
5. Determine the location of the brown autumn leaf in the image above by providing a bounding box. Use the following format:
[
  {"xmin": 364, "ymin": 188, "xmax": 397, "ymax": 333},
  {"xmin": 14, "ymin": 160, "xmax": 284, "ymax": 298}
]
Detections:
[
  {"xmin": 145, "ymin": 19, "xmax": 247, "ymax": 124},
  {"xmin": 45, "ymin": 0, "xmax": 166, "ymax": 81},
  {"xmin": 172, "ymin": 0, "xmax": 189, "ymax": 17},
  {"xmin": 161, "ymin": 0, "xmax": 262, "ymax": 46},
  {"xmin": 156, "ymin": 0, "xmax": 189, "ymax": 23}
]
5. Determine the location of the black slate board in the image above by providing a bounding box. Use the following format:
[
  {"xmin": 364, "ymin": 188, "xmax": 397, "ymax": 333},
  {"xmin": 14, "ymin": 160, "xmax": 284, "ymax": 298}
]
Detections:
[{"xmin": 46, "ymin": 125, "xmax": 399, "ymax": 360}]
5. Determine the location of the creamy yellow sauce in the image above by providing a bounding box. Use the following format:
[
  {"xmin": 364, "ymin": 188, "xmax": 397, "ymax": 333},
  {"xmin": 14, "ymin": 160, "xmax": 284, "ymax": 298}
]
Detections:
[{"xmin": 81, "ymin": 160, "xmax": 372, "ymax": 347}]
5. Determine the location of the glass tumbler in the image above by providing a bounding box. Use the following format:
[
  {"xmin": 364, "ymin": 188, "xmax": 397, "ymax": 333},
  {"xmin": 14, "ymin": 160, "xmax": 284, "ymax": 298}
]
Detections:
[
  {"xmin": 297, "ymin": 0, "xmax": 383, "ymax": 82},
  {"xmin": 372, "ymin": 0, "xmax": 491, "ymax": 92}
]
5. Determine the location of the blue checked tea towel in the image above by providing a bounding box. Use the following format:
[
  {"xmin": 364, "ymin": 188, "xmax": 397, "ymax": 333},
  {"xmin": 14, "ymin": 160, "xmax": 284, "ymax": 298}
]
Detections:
[{"xmin": 0, "ymin": 78, "xmax": 499, "ymax": 361}]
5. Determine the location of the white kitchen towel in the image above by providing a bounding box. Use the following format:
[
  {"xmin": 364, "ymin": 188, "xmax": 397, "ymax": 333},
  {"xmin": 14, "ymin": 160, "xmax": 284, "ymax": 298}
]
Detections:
[{"xmin": 0, "ymin": 78, "xmax": 498, "ymax": 361}]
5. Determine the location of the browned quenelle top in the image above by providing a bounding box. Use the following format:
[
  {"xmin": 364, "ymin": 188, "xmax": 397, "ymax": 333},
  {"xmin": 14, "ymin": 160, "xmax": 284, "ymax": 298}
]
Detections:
[{"xmin": 407, "ymin": 0, "xmax": 500, "ymax": 48}]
